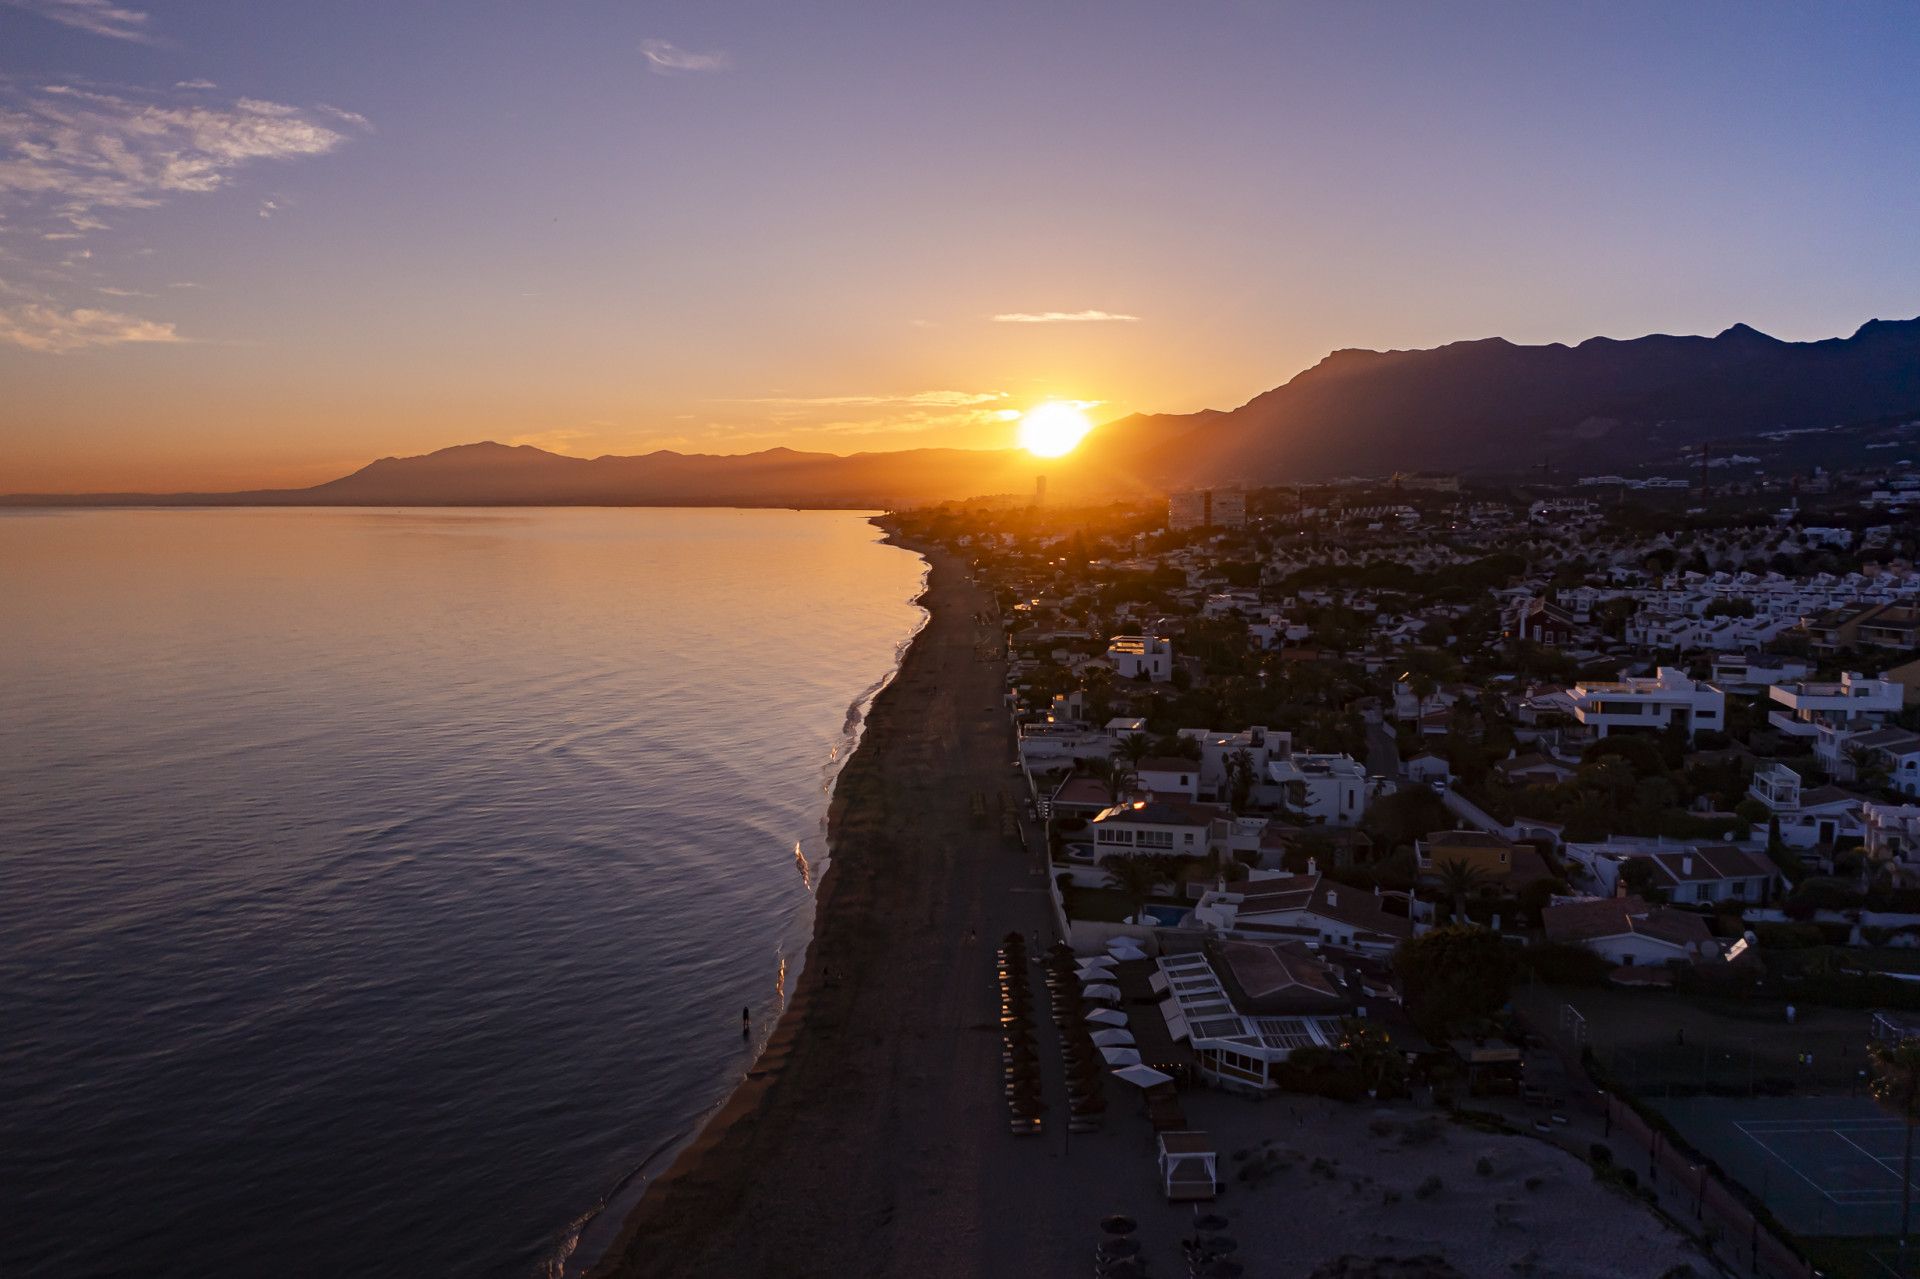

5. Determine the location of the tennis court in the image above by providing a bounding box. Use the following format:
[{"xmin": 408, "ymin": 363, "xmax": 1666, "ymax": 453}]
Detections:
[{"xmin": 1656, "ymin": 1095, "xmax": 1920, "ymax": 1239}]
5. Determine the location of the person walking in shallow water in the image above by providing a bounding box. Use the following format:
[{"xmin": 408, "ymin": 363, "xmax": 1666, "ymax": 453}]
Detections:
[{"xmin": 741, "ymin": 1006, "xmax": 750, "ymax": 1036}]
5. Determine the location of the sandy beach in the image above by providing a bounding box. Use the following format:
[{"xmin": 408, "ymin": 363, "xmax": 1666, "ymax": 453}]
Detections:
[{"xmin": 584, "ymin": 531, "xmax": 1704, "ymax": 1279}]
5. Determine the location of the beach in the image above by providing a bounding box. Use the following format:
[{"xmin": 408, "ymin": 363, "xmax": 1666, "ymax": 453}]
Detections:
[{"xmin": 583, "ymin": 529, "xmax": 1042, "ymax": 1277}]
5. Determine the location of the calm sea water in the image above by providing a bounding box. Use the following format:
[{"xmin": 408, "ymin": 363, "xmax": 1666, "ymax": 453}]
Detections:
[{"xmin": 0, "ymin": 508, "xmax": 927, "ymax": 1279}]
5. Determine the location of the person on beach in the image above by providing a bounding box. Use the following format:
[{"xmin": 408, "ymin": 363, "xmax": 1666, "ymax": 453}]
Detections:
[{"xmin": 741, "ymin": 1006, "xmax": 750, "ymax": 1036}]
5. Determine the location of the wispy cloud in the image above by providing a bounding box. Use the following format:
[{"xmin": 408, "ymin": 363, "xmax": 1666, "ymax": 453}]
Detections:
[
  {"xmin": 991, "ymin": 309, "xmax": 1140, "ymax": 324},
  {"xmin": 174, "ymin": 78, "xmax": 216, "ymax": 91},
  {"xmin": 0, "ymin": 299, "xmax": 179, "ymax": 352},
  {"xmin": 0, "ymin": 81, "xmax": 367, "ymax": 352},
  {"xmin": 640, "ymin": 39, "xmax": 731, "ymax": 74},
  {"xmin": 2, "ymin": 0, "xmax": 156, "ymax": 43},
  {"xmin": 728, "ymin": 390, "xmax": 1006, "ymax": 408},
  {"xmin": 0, "ymin": 81, "xmax": 372, "ymax": 233}
]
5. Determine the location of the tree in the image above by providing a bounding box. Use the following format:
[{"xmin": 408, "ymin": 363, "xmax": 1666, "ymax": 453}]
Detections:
[
  {"xmin": 1619, "ymin": 856, "xmax": 1665, "ymax": 903},
  {"xmin": 1850, "ymin": 744, "xmax": 1893, "ymax": 794},
  {"xmin": 1228, "ymin": 747, "xmax": 1257, "ymax": 814},
  {"xmin": 1392, "ymin": 925, "xmax": 1517, "ymax": 1037},
  {"xmin": 1104, "ymin": 855, "xmax": 1169, "ymax": 925},
  {"xmin": 1278, "ymin": 778, "xmax": 1317, "ymax": 824},
  {"xmin": 1434, "ymin": 858, "xmax": 1491, "ymax": 921},
  {"xmin": 1869, "ymin": 1038, "xmax": 1920, "ymax": 1274},
  {"xmin": 1114, "ymin": 732, "xmax": 1152, "ymax": 767}
]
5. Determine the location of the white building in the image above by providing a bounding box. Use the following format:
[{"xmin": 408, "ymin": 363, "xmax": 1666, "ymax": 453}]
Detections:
[
  {"xmin": 1748, "ymin": 762, "xmax": 1864, "ymax": 850},
  {"xmin": 1709, "ymin": 654, "xmax": 1811, "ymax": 694},
  {"xmin": 1084, "ymin": 799, "xmax": 1211, "ymax": 862},
  {"xmin": 1767, "ymin": 671, "xmax": 1903, "ymax": 739},
  {"xmin": 1108, "ymin": 634, "xmax": 1174, "ymax": 682},
  {"xmin": 1265, "ymin": 753, "xmax": 1372, "ymax": 824},
  {"xmin": 1569, "ymin": 667, "xmax": 1725, "ymax": 740}
]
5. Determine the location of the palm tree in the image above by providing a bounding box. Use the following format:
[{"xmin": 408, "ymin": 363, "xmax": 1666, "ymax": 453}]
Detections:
[
  {"xmin": 1871, "ymin": 1038, "xmax": 1920, "ymax": 1275},
  {"xmin": 1228, "ymin": 747, "xmax": 1257, "ymax": 814},
  {"xmin": 1850, "ymin": 744, "xmax": 1893, "ymax": 793},
  {"xmin": 1104, "ymin": 855, "xmax": 1169, "ymax": 925},
  {"xmin": 1106, "ymin": 764, "xmax": 1137, "ymax": 806},
  {"xmin": 1434, "ymin": 858, "xmax": 1490, "ymax": 923},
  {"xmin": 1114, "ymin": 732, "xmax": 1152, "ymax": 768}
]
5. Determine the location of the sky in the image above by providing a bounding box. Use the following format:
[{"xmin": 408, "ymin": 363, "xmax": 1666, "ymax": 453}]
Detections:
[{"xmin": 2, "ymin": 1, "xmax": 1918, "ymax": 492}]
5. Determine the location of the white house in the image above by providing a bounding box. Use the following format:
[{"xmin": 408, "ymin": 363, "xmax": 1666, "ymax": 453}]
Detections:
[
  {"xmin": 1265, "ymin": 753, "xmax": 1372, "ymax": 824},
  {"xmin": 1569, "ymin": 667, "xmax": 1726, "ymax": 740},
  {"xmin": 1748, "ymin": 762, "xmax": 1865, "ymax": 850},
  {"xmin": 1865, "ymin": 803, "xmax": 1920, "ymax": 871},
  {"xmin": 1108, "ymin": 635, "xmax": 1174, "ymax": 682},
  {"xmin": 1136, "ymin": 757, "xmax": 1202, "ymax": 801},
  {"xmin": 1541, "ymin": 895, "xmax": 1717, "ymax": 968},
  {"xmin": 1709, "ymin": 653, "xmax": 1811, "ymax": 694},
  {"xmin": 1767, "ymin": 671, "xmax": 1903, "ymax": 740},
  {"xmin": 1084, "ymin": 799, "xmax": 1211, "ymax": 862},
  {"xmin": 1188, "ymin": 872, "xmax": 1414, "ymax": 955}
]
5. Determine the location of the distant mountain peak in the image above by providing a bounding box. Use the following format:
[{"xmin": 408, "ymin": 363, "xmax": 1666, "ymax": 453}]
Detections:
[{"xmin": 1714, "ymin": 322, "xmax": 1780, "ymax": 343}]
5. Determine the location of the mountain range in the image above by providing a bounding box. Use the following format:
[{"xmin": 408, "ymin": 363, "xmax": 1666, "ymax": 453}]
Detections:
[{"xmin": 10, "ymin": 315, "xmax": 1919, "ymax": 507}]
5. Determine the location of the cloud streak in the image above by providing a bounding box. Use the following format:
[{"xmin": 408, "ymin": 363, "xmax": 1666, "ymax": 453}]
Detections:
[
  {"xmin": 640, "ymin": 39, "xmax": 731, "ymax": 74},
  {"xmin": 0, "ymin": 300, "xmax": 179, "ymax": 352},
  {"xmin": 992, "ymin": 309, "xmax": 1140, "ymax": 324},
  {"xmin": 2, "ymin": 0, "xmax": 156, "ymax": 43},
  {"xmin": 0, "ymin": 81, "xmax": 371, "ymax": 232}
]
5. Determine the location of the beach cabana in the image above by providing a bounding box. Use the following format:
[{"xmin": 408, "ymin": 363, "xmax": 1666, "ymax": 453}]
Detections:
[
  {"xmin": 1156, "ymin": 1131, "xmax": 1218, "ymax": 1202},
  {"xmin": 1076, "ymin": 957, "xmax": 1117, "ymax": 973},
  {"xmin": 1082, "ymin": 983, "xmax": 1122, "ymax": 1002},
  {"xmin": 1084, "ymin": 1007, "xmax": 1128, "ymax": 1027},
  {"xmin": 1112, "ymin": 1063, "xmax": 1172, "ymax": 1090},
  {"xmin": 1091, "ymin": 1028, "xmax": 1136, "ymax": 1047},
  {"xmin": 1099, "ymin": 1045, "xmax": 1142, "ymax": 1066},
  {"xmin": 1107, "ymin": 940, "xmax": 1149, "ymax": 960}
]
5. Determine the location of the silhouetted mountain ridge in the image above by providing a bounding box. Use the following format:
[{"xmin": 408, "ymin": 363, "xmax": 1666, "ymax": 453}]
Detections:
[{"xmin": 7, "ymin": 314, "xmax": 1917, "ymax": 505}]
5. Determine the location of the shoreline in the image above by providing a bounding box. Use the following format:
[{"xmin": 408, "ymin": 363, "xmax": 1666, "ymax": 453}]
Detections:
[{"xmin": 575, "ymin": 517, "xmax": 967, "ymax": 1278}]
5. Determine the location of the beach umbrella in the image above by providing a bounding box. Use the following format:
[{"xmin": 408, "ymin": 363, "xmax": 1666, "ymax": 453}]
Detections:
[
  {"xmin": 1082, "ymin": 983, "xmax": 1122, "ymax": 1002},
  {"xmin": 1077, "ymin": 956, "xmax": 1117, "ymax": 972},
  {"xmin": 1112, "ymin": 1063, "xmax": 1173, "ymax": 1089},
  {"xmin": 1099, "ymin": 1045, "xmax": 1143, "ymax": 1066},
  {"xmin": 1084, "ymin": 1007, "xmax": 1128, "ymax": 1026},
  {"xmin": 1097, "ymin": 1237, "xmax": 1141, "ymax": 1260},
  {"xmin": 1192, "ymin": 1213, "xmax": 1229, "ymax": 1232},
  {"xmin": 1077, "ymin": 968, "xmax": 1121, "ymax": 985},
  {"xmin": 1091, "ymin": 1027, "xmax": 1135, "ymax": 1047},
  {"xmin": 1099, "ymin": 1214, "xmax": 1137, "ymax": 1236},
  {"xmin": 1106, "ymin": 939, "xmax": 1148, "ymax": 958}
]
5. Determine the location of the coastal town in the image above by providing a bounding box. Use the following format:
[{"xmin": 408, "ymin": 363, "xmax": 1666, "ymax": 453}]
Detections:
[{"xmin": 876, "ymin": 458, "xmax": 1920, "ymax": 1279}]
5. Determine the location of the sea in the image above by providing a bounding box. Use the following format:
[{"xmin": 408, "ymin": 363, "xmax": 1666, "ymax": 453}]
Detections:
[{"xmin": 0, "ymin": 507, "xmax": 929, "ymax": 1279}]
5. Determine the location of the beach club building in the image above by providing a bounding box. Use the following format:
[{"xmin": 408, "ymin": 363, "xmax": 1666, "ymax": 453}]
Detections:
[{"xmin": 1151, "ymin": 946, "xmax": 1351, "ymax": 1094}]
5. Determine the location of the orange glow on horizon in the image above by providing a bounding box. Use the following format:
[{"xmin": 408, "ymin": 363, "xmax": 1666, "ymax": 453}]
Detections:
[{"xmin": 1017, "ymin": 402, "xmax": 1095, "ymax": 458}]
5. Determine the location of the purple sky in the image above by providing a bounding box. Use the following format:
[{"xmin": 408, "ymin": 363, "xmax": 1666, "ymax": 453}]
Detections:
[{"xmin": 2, "ymin": 0, "xmax": 1917, "ymax": 489}]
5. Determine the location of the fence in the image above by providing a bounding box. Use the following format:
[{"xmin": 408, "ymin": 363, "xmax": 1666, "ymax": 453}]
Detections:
[{"xmin": 1603, "ymin": 1095, "xmax": 1817, "ymax": 1279}]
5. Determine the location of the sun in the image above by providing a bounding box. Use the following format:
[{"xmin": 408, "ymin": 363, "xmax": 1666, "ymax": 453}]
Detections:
[{"xmin": 1018, "ymin": 402, "xmax": 1094, "ymax": 458}]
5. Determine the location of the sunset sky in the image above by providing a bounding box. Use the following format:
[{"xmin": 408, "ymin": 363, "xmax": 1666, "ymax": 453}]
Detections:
[{"xmin": 3, "ymin": 0, "xmax": 1918, "ymax": 492}]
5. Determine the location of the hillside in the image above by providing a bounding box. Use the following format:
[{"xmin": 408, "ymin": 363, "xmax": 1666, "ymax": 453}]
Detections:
[{"xmin": 1140, "ymin": 316, "xmax": 1920, "ymax": 482}]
